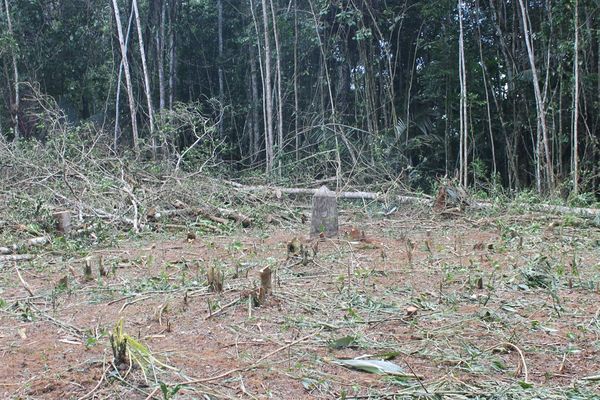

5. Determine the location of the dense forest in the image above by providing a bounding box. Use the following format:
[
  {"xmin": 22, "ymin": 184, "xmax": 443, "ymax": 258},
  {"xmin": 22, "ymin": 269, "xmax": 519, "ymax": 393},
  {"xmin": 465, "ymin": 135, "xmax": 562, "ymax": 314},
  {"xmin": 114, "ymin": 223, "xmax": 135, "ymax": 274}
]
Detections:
[{"xmin": 1, "ymin": 0, "xmax": 599, "ymax": 198}]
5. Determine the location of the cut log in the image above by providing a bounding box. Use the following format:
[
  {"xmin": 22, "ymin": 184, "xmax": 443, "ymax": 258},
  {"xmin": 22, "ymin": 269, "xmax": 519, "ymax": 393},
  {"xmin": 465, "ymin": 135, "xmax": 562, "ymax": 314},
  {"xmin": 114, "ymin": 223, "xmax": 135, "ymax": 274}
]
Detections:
[
  {"xmin": 216, "ymin": 207, "xmax": 252, "ymax": 227},
  {"xmin": 310, "ymin": 186, "xmax": 338, "ymax": 238},
  {"xmin": 226, "ymin": 181, "xmax": 433, "ymax": 206},
  {"xmin": 148, "ymin": 206, "xmax": 251, "ymax": 226}
]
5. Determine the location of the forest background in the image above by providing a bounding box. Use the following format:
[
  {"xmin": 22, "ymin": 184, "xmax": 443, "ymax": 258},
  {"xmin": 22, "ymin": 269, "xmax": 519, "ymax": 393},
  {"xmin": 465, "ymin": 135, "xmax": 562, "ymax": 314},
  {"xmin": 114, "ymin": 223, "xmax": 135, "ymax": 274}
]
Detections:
[{"xmin": 1, "ymin": 0, "xmax": 599, "ymax": 202}]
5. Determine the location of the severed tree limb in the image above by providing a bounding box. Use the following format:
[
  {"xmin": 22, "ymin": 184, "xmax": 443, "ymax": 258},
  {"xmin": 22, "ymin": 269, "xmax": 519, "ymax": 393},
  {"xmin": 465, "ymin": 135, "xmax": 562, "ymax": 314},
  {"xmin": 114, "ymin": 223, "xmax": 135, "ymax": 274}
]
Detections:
[
  {"xmin": 205, "ymin": 297, "xmax": 241, "ymax": 320},
  {"xmin": 149, "ymin": 207, "xmax": 227, "ymax": 225},
  {"xmin": 14, "ymin": 262, "xmax": 34, "ymax": 297}
]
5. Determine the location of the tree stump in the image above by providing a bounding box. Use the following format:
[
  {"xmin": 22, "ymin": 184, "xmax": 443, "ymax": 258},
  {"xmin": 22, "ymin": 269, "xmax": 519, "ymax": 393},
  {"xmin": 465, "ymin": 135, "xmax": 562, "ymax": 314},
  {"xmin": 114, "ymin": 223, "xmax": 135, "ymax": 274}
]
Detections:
[
  {"xmin": 310, "ymin": 186, "xmax": 338, "ymax": 238},
  {"xmin": 53, "ymin": 211, "xmax": 71, "ymax": 234},
  {"xmin": 83, "ymin": 257, "xmax": 94, "ymax": 282},
  {"xmin": 207, "ymin": 266, "xmax": 224, "ymax": 292},
  {"xmin": 258, "ymin": 266, "xmax": 272, "ymax": 304}
]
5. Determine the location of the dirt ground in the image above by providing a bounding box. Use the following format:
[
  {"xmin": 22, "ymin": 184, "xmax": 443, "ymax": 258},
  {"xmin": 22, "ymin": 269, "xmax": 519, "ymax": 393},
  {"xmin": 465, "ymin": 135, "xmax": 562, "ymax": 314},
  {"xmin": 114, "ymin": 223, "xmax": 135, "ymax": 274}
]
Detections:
[{"xmin": 1, "ymin": 204, "xmax": 599, "ymax": 399}]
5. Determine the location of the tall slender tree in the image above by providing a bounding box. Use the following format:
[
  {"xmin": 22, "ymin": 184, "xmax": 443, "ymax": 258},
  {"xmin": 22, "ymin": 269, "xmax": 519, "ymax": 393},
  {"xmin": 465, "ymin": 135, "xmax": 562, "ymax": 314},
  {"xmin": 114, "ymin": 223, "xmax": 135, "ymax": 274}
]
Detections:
[
  {"xmin": 458, "ymin": 0, "xmax": 468, "ymax": 186},
  {"xmin": 133, "ymin": 0, "xmax": 154, "ymax": 134},
  {"xmin": 167, "ymin": 0, "xmax": 178, "ymax": 110},
  {"xmin": 572, "ymin": 0, "xmax": 579, "ymax": 194},
  {"xmin": 517, "ymin": 0, "xmax": 553, "ymax": 191},
  {"xmin": 269, "ymin": 0, "xmax": 283, "ymax": 173},
  {"xmin": 114, "ymin": 3, "xmax": 135, "ymax": 150},
  {"xmin": 260, "ymin": 0, "xmax": 274, "ymax": 174},
  {"xmin": 217, "ymin": 0, "xmax": 224, "ymax": 138},
  {"xmin": 4, "ymin": 0, "xmax": 19, "ymax": 140},
  {"xmin": 111, "ymin": 0, "xmax": 139, "ymax": 152}
]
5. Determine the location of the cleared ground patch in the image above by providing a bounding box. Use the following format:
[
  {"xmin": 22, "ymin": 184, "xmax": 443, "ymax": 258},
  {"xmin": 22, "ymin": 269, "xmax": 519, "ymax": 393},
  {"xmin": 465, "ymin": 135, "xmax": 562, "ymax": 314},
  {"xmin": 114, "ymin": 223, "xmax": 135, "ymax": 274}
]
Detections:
[{"xmin": 1, "ymin": 205, "xmax": 599, "ymax": 399}]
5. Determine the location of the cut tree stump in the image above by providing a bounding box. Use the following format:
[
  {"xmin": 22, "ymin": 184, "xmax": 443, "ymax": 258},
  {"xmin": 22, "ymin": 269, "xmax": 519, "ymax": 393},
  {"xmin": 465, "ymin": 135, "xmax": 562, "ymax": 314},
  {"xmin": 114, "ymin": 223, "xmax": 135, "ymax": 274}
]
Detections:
[
  {"xmin": 53, "ymin": 211, "xmax": 71, "ymax": 234},
  {"xmin": 259, "ymin": 266, "xmax": 272, "ymax": 304},
  {"xmin": 83, "ymin": 258, "xmax": 94, "ymax": 282},
  {"xmin": 310, "ymin": 186, "xmax": 338, "ymax": 238},
  {"xmin": 207, "ymin": 266, "xmax": 224, "ymax": 292}
]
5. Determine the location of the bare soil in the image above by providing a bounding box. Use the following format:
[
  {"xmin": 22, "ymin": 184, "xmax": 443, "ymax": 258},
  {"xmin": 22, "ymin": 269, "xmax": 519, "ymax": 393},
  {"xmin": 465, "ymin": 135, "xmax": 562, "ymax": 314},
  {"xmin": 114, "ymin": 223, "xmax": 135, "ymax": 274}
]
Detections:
[{"xmin": 1, "ymin": 206, "xmax": 599, "ymax": 399}]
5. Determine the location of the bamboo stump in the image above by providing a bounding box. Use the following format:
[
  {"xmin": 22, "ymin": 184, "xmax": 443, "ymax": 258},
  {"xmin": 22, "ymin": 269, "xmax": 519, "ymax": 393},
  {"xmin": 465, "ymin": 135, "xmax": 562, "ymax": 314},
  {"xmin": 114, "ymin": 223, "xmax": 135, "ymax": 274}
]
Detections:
[{"xmin": 310, "ymin": 186, "xmax": 338, "ymax": 238}]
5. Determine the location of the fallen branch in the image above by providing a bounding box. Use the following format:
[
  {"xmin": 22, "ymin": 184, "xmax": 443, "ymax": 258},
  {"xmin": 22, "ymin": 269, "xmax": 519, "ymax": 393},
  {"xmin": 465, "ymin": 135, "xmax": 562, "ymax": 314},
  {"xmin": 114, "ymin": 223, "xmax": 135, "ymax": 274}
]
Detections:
[
  {"xmin": 0, "ymin": 254, "xmax": 33, "ymax": 264},
  {"xmin": 148, "ymin": 205, "xmax": 251, "ymax": 226},
  {"xmin": 485, "ymin": 342, "xmax": 529, "ymax": 383},
  {"xmin": 180, "ymin": 328, "xmax": 322, "ymax": 385},
  {"xmin": 205, "ymin": 297, "xmax": 241, "ymax": 320},
  {"xmin": 14, "ymin": 262, "xmax": 35, "ymax": 297},
  {"xmin": 0, "ymin": 236, "xmax": 49, "ymax": 255}
]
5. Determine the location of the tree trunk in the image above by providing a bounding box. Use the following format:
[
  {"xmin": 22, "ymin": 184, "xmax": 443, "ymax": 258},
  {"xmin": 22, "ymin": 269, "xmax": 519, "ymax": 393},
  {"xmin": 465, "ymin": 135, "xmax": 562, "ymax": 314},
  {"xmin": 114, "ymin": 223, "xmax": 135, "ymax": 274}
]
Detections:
[
  {"xmin": 458, "ymin": 0, "xmax": 468, "ymax": 187},
  {"xmin": 475, "ymin": 0, "xmax": 496, "ymax": 179},
  {"xmin": 249, "ymin": 0, "xmax": 266, "ymax": 168},
  {"xmin": 217, "ymin": 0, "xmax": 224, "ymax": 138},
  {"xmin": 293, "ymin": 0, "xmax": 299, "ymax": 162},
  {"xmin": 260, "ymin": 0, "xmax": 274, "ymax": 175},
  {"xmin": 249, "ymin": 43, "xmax": 260, "ymax": 165},
  {"xmin": 517, "ymin": 0, "xmax": 553, "ymax": 191},
  {"xmin": 269, "ymin": 0, "xmax": 283, "ymax": 174},
  {"xmin": 133, "ymin": 0, "xmax": 154, "ymax": 134},
  {"xmin": 227, "ymin": 182, "xmax": 600, "ymax": 219},
  {"xmin": 307, "ymin": 0, "xmax": 353, "ymax": 181},
  {"xmin": 572, "ymin": 0, "xmax": 579, "ymax": 195},
  {"xmin": 114, "ymin": 1, "xmax": 135, "ymax": 151},
  {"xmin": 111, "ymin": 0, "xmax": 139, "ymax": 152},
  {"xmin": 4, "ymin": 0, "xmax": 19, "ymax": 140},
  {"xmin": 405, "ymin": 25, "xmax": 422, "ymax": 150},
  {"xmin": 167, "ymin": 0, "xmax": 177, "ymax": 110},
  {"xmin": 156, "ymin": 0, "xmax": 166, "ymax": 111}
]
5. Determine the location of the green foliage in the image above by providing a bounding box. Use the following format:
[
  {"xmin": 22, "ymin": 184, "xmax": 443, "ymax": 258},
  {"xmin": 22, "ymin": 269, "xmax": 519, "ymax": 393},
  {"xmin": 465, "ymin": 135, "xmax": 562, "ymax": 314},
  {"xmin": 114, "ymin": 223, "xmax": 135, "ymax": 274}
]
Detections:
[
  {"xmin": 0, "ymin": 0, "xmax": 598, "ymax": 198},
  {"xmin": 159, "ymin": 382, "xmax": 182, "ymax": 400},
  {"xmin": 109, "ymin": 319, "xmax": 176, "ymax": 381}
]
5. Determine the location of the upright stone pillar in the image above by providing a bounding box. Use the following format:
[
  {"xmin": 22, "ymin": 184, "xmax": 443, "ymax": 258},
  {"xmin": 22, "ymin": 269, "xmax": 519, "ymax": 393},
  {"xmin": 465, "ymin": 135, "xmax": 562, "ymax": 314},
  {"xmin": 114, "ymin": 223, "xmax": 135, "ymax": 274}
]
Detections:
[{"xmin": 310, "ymin": 186, "xmax": 338, "ymax": 238}]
